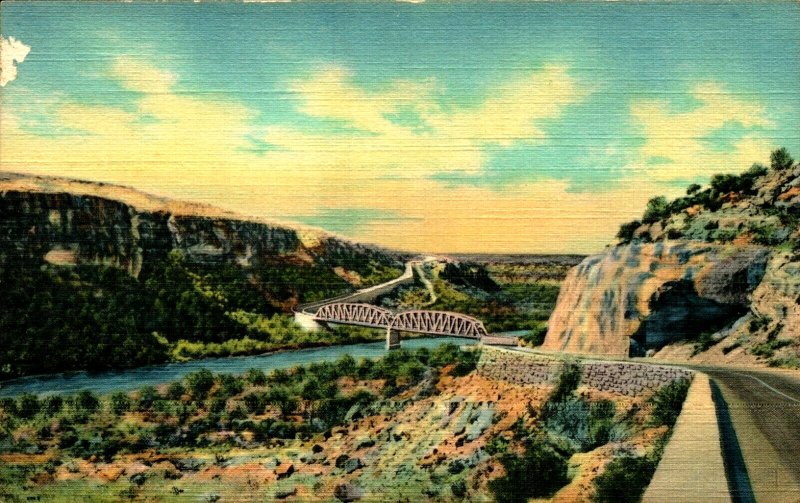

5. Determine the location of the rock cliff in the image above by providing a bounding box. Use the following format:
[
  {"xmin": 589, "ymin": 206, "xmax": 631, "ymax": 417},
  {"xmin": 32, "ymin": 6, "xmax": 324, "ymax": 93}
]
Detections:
[
  {"xmin": 0, "ymin": 172, "xmax": 403, "ymax": 295},
  {"xmin": 543, "ymin": 149, "xmax": 800, "ymax": 364}
]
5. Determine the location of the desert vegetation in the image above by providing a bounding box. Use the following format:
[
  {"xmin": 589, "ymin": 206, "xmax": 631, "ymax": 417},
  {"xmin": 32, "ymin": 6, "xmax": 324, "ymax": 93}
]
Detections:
[{"xmin": 0, "ymin": 348, "xmax": 689, "ymax": 502}]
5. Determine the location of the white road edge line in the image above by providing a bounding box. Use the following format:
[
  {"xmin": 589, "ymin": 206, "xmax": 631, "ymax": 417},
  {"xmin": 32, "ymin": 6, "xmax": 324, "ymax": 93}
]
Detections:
[{"xmin": 741, "ymin": 374, "xmax": 800, "ymax": 404}]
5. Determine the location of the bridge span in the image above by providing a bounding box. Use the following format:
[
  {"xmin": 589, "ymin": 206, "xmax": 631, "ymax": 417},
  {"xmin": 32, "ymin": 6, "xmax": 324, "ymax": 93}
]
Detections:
[
  {"xmin": 295, "ymin": 260, "xmax": 516, "ymax": 349},
  {"xmin": 313, "ymin": 302, "xmax": 489, "ymax": 349}
]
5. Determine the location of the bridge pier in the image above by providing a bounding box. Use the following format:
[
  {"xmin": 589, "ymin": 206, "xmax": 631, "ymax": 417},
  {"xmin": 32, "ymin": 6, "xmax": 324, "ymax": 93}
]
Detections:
[{"xmin": 386, "ymin": 328, "xmax": 401, "ymax": 350}]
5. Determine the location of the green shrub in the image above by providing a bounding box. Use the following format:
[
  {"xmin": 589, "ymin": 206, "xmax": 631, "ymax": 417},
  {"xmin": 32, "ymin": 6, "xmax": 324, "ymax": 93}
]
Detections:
[
  {"xmin": 16, "ymin": 394, "xmax": 40, "ymax": 419},
  {"xmin": 217, "ymin": 374, "xmax": 244, "ymax": 397},
  {"xmin": 692, "ymin": 331, "xmax": 721, "ymax": 355},
  {"xmin": 245, "ymin": 368, "xmax": 267, "ymax": 386},
  {"xmin": 136, "ymin": 386, "xmax": 160, "ymax": 411},
  {"xmin": 521, "ymin": 326, "xmax": 548, "ymax": 346},
  {"xmin": 542, "ymin": 397, "xmax": 618, "ymax": 451},
  {"xmin": 751, "ymin": 339, "xmax": 793, "ymax": 358},
  {"xmin": 770, "ymin": 147, "xmax": 794, "ymax": 171},
  {"xmin": 549, "ymin": 360, "xmax": 582, "ymax": 402},
  {"xmin": 74, "ymin": 390, "xmax": 100, "ymax": 414},
  {"xmin": 642, "ymin": 196, "xmax": 669, "ymax": 224},
  {"xmin": 110, "ymin": 392, "xmax": 131, "ymax": 415},
  {"xmin": 166, "ymin": 382, "xmax": 186, "ymax": 400},
  {"xmin": 186, "ymin": 369, "xmax": 215, "ymax": 399},
  {"xmin": 592, "ymin": 455, "xmax": 657, "ymax": 503},
  {"xmin": 616, "ymin": 220, "xmax": 642, "ymax": 243},
  {"xmin": 648, "ymin": 378, "xmax": 691, "ymax": 427},
  {"xmin": 43, "ymin": 396, "xmax": 63, "ymax": 416},
  {"xmin": 488, "ymin": 434, "xmax": 570, "ymax": 502}
]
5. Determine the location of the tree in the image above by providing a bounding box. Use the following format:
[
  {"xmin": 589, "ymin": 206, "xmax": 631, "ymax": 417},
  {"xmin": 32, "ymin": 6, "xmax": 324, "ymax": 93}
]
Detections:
[
  {"xmin": 110, "ymin": 392, "xmax": 131, "ymax": 415},
  {"xmin": 642, "ymin": 196, "xmax": 669, "ymax": 224},
  {"xmin": 266, "ymin": 386, "xmax": 298, "ymax": 419},
  {"xmin": 770, "ymin": 147, "xmax": 794, "ymax": 171},
  {"xmin": 686, "ymin": 183, "xmax": 702, "ymax": 195},
  {"xmin": 186, "ymin": 369, "xmax": 215, "ymax": 399},
  {"xmin": 616, "ymin": 220, "xmax": 642, "ymax": 243}
]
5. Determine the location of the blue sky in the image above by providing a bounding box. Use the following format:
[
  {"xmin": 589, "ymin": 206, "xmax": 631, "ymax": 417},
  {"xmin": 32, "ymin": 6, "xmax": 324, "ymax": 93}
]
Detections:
[{"xmin": 1, "ymin": 1, "xmax": 798, "ymax": 253}]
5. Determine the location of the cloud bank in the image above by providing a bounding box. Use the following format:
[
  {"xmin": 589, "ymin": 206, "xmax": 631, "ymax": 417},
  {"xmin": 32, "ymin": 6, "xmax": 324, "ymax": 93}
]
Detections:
[{"xmin": 0, "ymin": 35, "xmax": 31, "ymax": 87}]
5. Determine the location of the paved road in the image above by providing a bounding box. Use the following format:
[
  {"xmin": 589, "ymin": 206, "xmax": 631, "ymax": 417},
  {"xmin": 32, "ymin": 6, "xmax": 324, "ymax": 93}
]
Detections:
[{"xmin": 688, "ymin": 366, "xmax": 800, "ymax": 503}]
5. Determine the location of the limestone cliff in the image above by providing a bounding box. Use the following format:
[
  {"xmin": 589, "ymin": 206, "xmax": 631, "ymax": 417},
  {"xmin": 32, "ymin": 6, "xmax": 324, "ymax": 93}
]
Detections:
[
  {"xmin": 0, "ymin": 172, "xmax": 403, "ymax": 296},
  {"xmin": 543, "ymin": 150, "xmax": 800, "ymax": 364}
]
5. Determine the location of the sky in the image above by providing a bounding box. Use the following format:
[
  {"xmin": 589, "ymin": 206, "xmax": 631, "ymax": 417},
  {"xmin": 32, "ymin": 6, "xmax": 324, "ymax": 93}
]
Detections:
[{"xmin": 0, "ymin": 1, "xmax": 798, "ymax": 254}]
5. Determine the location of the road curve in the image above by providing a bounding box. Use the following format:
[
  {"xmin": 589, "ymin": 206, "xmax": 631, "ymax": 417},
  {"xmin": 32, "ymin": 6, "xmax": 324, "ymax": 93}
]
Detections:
[{"xmin": 685, "ymin": 365, "xmax": 800, "ymax": 503}]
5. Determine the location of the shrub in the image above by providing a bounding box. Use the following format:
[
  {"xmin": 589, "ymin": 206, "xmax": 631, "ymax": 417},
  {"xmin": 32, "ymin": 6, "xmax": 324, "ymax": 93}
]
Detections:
[
  {"xmin": 186, "ymin": 369, "xmax": 215, "ymax": 399},
  {"xmin": 16, "ymin": 393, "xmax": 40, "ymax": 419},
  {"xmin": 137, "ymin": 386, "xmax": 160, "ymax": 411},
  {"xmin": 751, "ymin": 339, "xmax": 793, "ymax": 358},
  {"xmin": 166, "ymin": 382, "xmax": 186, "ymax": 400},
  {"xmin": 648, "ymin": 378, "xmax": 691, "ymax": 427},
  {"xmin": 592, "ymin": 455, "xmax": 657, "ymax": 503},
  {"xmin": 642, "ymin": 196, "xmax": 669, "ymax": 224},
  {"xmin": 74, "ymin": 390, "xmax": 100, "ymax": 414},
  {"xmin": 110, "ymin": 392, "xmax": 131, "ymax": 415},
  {"xmin": 542, "ymin": 397, "xmax": 617, "ymax": 451},
  {"xmin": 549, "ymin": 360, "xmax": 582, "ymax": 403},
  {"xmin": 521, "ymin": 326, "xmax": 548, "ymax": 347},
  {"xmin": 217, "ymin": 374, "xmax": 244, "ymax": 398},
  {"xmin": 692, "ymin": 331, "xmax": 721, "ymax": 355},
  {"xmin": 488, "ymin": 435, "xmax": 570, "ymax": 502},
  {"xmin": 770, "ymin": 147, "xmax": 794, "ymax": 171},
  {"xmin": 245, "ymin": 368, "xmax": 267, "ymax": 386},
  {"xmin": 243, "ymin": 392, "xmax": 266, "ymax": 414},
  {"xmin": 265, "ymin": 387, "xmax": 298, "ymax": 419},
  {"xmin": 616, "ymin": 220, "xmax": 642, "ymax": 242},
  {"xmin": 43, "ymin": 395, "xmax": 63, "ymax": 416}
]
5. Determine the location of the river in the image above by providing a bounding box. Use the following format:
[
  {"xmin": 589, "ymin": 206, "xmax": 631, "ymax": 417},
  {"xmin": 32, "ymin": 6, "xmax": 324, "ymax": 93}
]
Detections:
[{"xmin": 0, "ymin": 337, "xmax": 477, "ymax": 397}]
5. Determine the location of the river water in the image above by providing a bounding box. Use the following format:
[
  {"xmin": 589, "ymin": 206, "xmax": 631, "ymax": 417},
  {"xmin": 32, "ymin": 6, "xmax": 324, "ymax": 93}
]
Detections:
[{"xmin": 0, "ymin": 337, "xmax": 477, "ymax": 397}]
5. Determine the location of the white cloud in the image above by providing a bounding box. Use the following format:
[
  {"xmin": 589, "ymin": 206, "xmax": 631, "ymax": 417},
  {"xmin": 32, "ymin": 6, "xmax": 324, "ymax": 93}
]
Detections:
[
  {"xmin": 629, "ymin": 82, "xmax": 775, "ymax": 181},
  {"xmin": 0, "ymin": 35, "xmax": 31, "ymax": 87}
]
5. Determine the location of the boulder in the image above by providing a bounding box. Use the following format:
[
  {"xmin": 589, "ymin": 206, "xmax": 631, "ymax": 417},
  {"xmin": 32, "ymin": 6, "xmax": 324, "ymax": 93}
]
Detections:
[{"xmin": 334, "ymin": 483, "xmax": 363, "ymax": 502}]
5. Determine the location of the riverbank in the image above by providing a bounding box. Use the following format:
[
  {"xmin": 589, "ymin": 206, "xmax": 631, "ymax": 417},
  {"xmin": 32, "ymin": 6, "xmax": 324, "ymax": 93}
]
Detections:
[{"xmin": 0, "ymin": 337, "xmax": 478, "ymax": 397}]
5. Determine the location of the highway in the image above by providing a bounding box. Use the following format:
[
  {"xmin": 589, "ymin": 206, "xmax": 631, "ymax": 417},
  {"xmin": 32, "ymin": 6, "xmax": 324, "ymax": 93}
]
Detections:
[{"xmin": 687, "ymin": 365, "xmax": 800, "ymax": 503}]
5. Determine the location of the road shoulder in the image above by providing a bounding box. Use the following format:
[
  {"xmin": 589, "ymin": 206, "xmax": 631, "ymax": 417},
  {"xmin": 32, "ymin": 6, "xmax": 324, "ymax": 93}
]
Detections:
[{"xmin": 643, "ymin": 373, "xmax": 732, "ymax": 503}]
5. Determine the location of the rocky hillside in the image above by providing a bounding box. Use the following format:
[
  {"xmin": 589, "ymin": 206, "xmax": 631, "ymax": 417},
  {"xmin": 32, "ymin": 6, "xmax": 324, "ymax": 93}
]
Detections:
[
  {"xmin": 0, "ymin": 173, "xmax": 405, "ymax": 378},
  {"xmin": 544, "ymin": 148, "xmax": 800, "ymax": 367},
  {"xmin": 0, "ymin": 173, "xmax": 403, "ymax": 284}
]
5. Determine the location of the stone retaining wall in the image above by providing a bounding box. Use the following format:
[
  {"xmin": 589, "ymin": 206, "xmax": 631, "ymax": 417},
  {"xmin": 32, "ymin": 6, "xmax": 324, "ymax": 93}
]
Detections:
[{"xmin": 477, "ymin": 347, "xmax": 693, "ymax": 396}]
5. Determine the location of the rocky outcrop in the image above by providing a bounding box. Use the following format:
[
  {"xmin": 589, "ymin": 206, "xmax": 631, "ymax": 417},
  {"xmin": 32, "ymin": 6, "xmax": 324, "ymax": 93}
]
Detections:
[
  {"xmin": 0, "ymin": 173, "xmax": 403, "ymax": 292},
  {"xmin": 543, "ymin": 152, "xmax": 800, "ymax": 361},
  {"xmin": 542, "ymin": 242, "xmax": 770, "ymax": 356}
]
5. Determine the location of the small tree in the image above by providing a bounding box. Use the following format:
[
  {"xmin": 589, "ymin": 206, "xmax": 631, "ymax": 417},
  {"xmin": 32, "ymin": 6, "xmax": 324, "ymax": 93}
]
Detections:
[
  {"xmin": 642, "ymin": 196, "xmax": 669, "ymax": 224},
  {"xmin": 74, "ymin": 390, "xmax": 100, "ymax": 414},
  {"xmin": 186, "ymin": 369, "xmax": 215, "ymax": 399},
  {"xmin": 770, "ymin": 147, "xmax": 794, "ymax": 171},
  {"xmin": 616, "ymin": 220, "xmax": 642, "ymax": 243},
  {"xmin": 16, "ymin": 393, "xmax": 40, "ymax": 419},
  {"xmin": 686, "ymin": 183, "xmax": 702, "ymax": 195},
  {"xmin": 110, "ymin": 392, "xmax": 131, "ymax": 415},
  {"xmin": 245, "ymin": 368, "xmax": 267, "ymax": 386},
  {"xmin": 266, "ymin": 386, "xmax": 298, "ymax": 419}
]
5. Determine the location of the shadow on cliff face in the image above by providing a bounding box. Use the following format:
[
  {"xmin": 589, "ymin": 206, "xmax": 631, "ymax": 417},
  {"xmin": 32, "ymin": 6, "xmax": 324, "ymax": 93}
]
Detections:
[{"xmin": 629, "ymin": 280, "xmax": 747, "ymax": 356}]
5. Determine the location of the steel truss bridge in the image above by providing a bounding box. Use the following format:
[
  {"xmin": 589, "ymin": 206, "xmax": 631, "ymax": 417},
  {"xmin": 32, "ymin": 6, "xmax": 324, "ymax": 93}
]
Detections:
[{"xmin": 312, "ymin": 302, "xmax": 490, "ymax": 349}]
